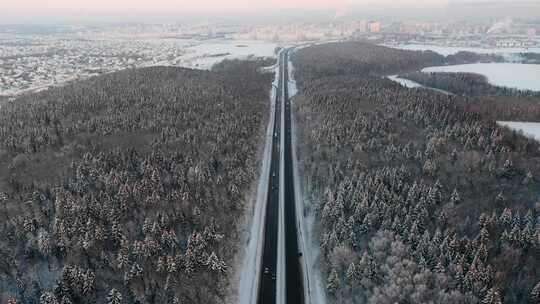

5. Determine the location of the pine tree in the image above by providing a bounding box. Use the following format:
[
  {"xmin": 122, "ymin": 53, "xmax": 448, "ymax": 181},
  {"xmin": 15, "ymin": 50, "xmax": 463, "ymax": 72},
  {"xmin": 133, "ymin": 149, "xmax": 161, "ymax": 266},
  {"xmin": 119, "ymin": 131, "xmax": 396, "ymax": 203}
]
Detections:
[
  {"xmin": 483, "ymin": 287, "xmax": 502, "ymax": 304},
  {"xmin": 107, "ymin": 288, "xmax": 122, "ymax": 304},
  {"xmin": 82, "ymin": 270, "xmax": 95, "ymax": 295},
  {"xmin": 346, "ymin": 262, "xmax": 358, "ymax": 283},
  {"xmin": 206, "ymin": 252, "xmax": 227, "ymax": 272},
  {"xmin": 40, "ymin": 292, "xmax": 58, "ymax": 304},
  {"xmin": 327, "ymin": 268, "xmax": 340, "ymax": 295},
  {"xmin": 157, "ymin": 256, "xmax": 166, "ymax": 273},
  {"xmin": 82, "ymin": 232, "xmax": 93, "ymax": 251},
  {"xmin": 451, "ymin": 148, "xmax": 458, "ymax": 163},
  {"xmin": 500, "ymin": 208, "xmax": 512, "ymax": 227},
  {"xmin": 130, "ymin": 263, "xmax": 143, "ymax": 279},
  {"xmin": 495, "ymin": 192, "xmax": 506, "ymax": 207},
  {"xmin": 435, "ymin": 259, "xmax": 445, "ymax": 273},
  {"xmin": 501, "ymin": 158, "xmax": 514, "ymax": 177},
  {"xmin": 523, "ymin": 171, "xmax": 533, "ymax": 185},
  {"xmin": 37, "ymin": 229, "xmax": 52, "ymax": 256},
  {"xmin": 423, "ymin": 159, "xmax": 437, "ymax": 176},
  {"xmin": 450, "ymin": 188, "xmax": 461, "ymax": 205},
  {"xmin": 143, "ymin": 218, "xmax": 152, "ymax": 235},
  {"xmin": 530, "ymin": 282, "xmax": 540, "ymax": 303},
  {"xmin": 60, "ymin": 297, "xmax": 72, "ymax": 304},
  {"xmin": 7, "ymin": 298, "xmax": 19, "ymax": 304},
  {"xmin": 479, "ymin": 227, "xmax": 490, "ymax": 244}
]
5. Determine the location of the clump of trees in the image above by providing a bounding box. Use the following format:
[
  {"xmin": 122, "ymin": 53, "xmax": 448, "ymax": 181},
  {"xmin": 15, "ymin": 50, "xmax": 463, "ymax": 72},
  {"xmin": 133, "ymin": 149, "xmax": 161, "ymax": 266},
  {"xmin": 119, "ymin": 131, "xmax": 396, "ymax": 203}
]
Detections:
[
  {"xmin": 292, "ymin": 43, "xmax": 540, "ymax": 304},
  {"xmin": 445, "ymin": 51, "xmax": 505, "ymax": 65},
  {"xmin": 293, "ymin": 42, "xmax": 505, "ymax": 82},
  {"xmin": 0, "ymin": 61, "xmax": 272, "ymax": 303},
  {"xmin": 401, "ymin": 72, "xmax": 540, "ymax": 97},
  {"xmin": 519, "ymin": 53, "xmax": 540, "ymax": 64}
]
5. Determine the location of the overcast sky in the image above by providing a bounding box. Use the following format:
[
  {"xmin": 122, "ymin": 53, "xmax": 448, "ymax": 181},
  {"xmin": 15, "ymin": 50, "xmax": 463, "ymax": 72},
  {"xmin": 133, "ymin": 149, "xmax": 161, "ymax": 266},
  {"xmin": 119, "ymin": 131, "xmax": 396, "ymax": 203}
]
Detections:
[{"xmin": 0, "ymin": 0, "xmax": 536, "ymax": 24}]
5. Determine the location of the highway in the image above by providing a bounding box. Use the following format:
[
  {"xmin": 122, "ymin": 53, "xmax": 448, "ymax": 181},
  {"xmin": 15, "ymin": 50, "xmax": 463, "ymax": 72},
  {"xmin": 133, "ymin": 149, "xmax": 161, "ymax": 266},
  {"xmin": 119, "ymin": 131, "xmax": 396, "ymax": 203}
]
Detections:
[
  {"xmin": 257, "ymin": 51, "xmax": 282, "ymax": 304},
  {"xmin": 257, "ymin": 49, "xmax": 305, "ymax": 304}
]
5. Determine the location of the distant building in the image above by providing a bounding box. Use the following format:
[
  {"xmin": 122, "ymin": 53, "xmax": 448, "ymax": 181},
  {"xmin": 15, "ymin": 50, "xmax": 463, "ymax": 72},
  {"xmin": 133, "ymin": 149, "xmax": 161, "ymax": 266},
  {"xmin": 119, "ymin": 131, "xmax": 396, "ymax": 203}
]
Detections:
[
  {"xmin": 368, "ymin": 21, "xmax": 381, "ymax": 33},
  {"xmin": 495, "ymin": 39, "xmax": 527, "ymax": 48},
  {"xmin": 527, "ymin": 28, "xmax": 536, "ymax": 38},
  {"xmin": 354, "ymin": 20, "xmax": 368, "ymax": 33}
]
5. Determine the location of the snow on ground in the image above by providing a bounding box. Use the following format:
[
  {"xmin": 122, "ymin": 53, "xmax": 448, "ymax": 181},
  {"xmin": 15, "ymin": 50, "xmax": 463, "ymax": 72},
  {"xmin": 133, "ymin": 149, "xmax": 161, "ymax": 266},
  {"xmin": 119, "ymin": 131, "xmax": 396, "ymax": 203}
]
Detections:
[
  {"xmin": 288, "ymin": 59, "xmax": 298, "ymax": 98},
  {"xmin": 289, "ymin": 47, "xmax": 327, "ymax": 304},
  {"xmin": 384, "ymin": 43, "xmax": 540, "ymax": 56},
  {"xmin": 181, "ymin": 40, "xmax": 278, "ymax": 69},
  {"xmin": 237, "ymin": 62, "xmax": 279, "ymax": 304},
  {"xmin": 188, "ymin": 40, "xmax": 278, "ymax": 57},
  {"xmin": 422, "ymin": 63, "xmax": 540, "ymax": 91},
  {"xmin": 386, "ymin": 75, "xmax": 453, "ymax": 95},
  {"xmin": 387, "ymin": 75, "xmax": 424, "ymax": 88},
  {"xmin": 498, "ymin": 121, "xmax": 540, "ymax": 141}
]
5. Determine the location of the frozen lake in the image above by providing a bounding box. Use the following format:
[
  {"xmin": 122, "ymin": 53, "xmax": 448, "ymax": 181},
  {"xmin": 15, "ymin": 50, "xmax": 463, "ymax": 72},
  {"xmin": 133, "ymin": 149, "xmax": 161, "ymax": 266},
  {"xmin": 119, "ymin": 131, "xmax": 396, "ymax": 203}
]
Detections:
[
  {"xmin": 385, "ymin": 44, "xmax": 540, "ymax": 56},
  {"xmin": 422, "ymin": 63, "xmax": 540, "ymax": 91},
  {"xmin": 498, "ymin": 121, "xmax": 540, "ymax": 141}
]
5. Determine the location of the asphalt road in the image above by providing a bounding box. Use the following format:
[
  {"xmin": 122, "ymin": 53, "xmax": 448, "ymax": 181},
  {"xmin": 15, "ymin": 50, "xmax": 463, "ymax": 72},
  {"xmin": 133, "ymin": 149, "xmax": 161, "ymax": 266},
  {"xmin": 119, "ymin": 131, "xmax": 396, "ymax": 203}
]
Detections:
[
  {"xmin": 257, "ymin": 49, "xmax": 304, "ymax": 304},
  {"xmin": 282, "ymin": 50, "xmax": 305, "ymax": 304},
  {"xmin": 257, "ymin": 52, "xmax": 283, "ymax": 304}
]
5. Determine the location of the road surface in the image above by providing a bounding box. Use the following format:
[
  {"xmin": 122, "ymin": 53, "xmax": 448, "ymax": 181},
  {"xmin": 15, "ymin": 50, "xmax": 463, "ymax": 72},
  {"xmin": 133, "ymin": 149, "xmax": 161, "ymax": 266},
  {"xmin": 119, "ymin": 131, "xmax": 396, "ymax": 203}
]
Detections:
[{"xmin": 258, "ymin": 49, "xmax": 305, "ymax": 304}]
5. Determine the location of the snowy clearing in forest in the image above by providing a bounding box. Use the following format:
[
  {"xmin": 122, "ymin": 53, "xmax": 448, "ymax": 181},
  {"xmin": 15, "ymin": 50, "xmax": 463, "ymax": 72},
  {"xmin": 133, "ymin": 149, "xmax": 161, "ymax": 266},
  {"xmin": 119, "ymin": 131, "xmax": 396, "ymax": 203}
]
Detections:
[
  {"xmin": 387, "ymin": 75, "xmax": 424, "ymax": 88},
  {"xmin": 422, "ymin": 63, "xmax": 540, "ymax": 91},
  {"xmin": 387, "ymin": 75, "xmax": 453, "ymax": 95},
  {"xmin": 497, "ymin": 121, "xmax": 540, "ymax": 142},
  {"xmin": 181, "ymin": 40, "xmax": 278, "ymax": 69}
]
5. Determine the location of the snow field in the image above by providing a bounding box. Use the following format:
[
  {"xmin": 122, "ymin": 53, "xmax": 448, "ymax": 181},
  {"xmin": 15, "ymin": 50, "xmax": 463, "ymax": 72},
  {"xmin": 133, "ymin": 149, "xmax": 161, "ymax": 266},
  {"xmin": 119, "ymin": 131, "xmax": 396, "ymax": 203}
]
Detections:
[
  {"xmin": 497, "ymin": 121, "xmax": 540, "ymax": 142},
  {"xmin": 422, "ymin": 63, "xmax": 540, "ymax": 91},
  {"xmin": 387, "ymin": 75, "xmax": 424, "ymax": 88}
]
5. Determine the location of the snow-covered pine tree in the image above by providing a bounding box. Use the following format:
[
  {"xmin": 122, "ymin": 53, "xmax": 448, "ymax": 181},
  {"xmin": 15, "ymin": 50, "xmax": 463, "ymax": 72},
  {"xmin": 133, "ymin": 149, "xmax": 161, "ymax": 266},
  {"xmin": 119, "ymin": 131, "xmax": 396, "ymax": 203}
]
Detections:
[{"xmin": 107, "ymin": 288, "xmax": 122, "ymax": 304}]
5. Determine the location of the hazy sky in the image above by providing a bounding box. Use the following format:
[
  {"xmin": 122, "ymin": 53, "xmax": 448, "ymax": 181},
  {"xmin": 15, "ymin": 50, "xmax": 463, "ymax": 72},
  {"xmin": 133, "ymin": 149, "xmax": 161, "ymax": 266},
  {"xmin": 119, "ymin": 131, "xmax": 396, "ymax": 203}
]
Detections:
[
  {"xmin": 1, "ymin": 0, "xmax": 446, "ymax": 20},
  {"xmin": 0, "ymin": 0, "xmax": 534, "ymax": 24},
  {"xmin": 2, "ymin": 0, "xmax": 449, "ymax": 13}
]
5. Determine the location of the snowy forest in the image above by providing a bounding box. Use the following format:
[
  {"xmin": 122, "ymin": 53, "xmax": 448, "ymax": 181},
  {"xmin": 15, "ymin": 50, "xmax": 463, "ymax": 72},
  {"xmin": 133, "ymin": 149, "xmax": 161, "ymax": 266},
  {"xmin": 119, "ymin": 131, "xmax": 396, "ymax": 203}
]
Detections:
[
  {"xmin": 0, "ymin": 60, "xmax": 272, "ymax": 303},
  {"xmin": 293, "ymin": 43, "xmax": 502, "ymax": 79},
  {"xmin": 292, "ymin": 42, "xmax": 540, "ymax": 304}
]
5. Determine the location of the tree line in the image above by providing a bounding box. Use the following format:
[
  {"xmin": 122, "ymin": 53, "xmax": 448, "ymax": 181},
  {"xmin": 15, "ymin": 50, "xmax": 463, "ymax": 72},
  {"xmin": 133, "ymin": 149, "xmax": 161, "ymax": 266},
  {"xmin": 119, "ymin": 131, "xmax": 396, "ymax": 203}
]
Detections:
[
  {"xmin": 293, "ymin": 42, "xmax": 504, "ymax": 81},
  {"xmin": 292, "ymin": 42, "xmax": 540, "ymax": 304},
  {"xmin": 0, "ymin": 59, "xmax": 273, "ymax": 303},
  {"xmin": 401, "ymin": 72, "xmax": 540, "ymax": 98}
]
